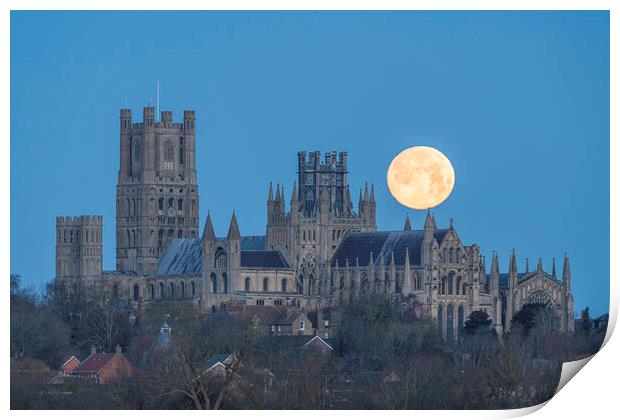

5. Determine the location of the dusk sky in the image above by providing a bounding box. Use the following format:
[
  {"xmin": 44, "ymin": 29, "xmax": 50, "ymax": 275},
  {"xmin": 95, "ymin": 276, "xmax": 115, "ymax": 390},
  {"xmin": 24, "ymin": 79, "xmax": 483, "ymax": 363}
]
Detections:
[{"xmin": 10, "ymin": 11, "xmax": 609, "ymax": 316}]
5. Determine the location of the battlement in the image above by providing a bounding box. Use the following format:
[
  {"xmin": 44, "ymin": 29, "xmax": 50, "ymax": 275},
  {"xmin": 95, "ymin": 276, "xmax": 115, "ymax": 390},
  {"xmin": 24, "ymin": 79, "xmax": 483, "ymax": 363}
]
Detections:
[
  {"xmin": 183, "ymin": 110, "xmax": 195, "ymax": 120},
  {"xmin": 298, "ymin": 150, "xmax": 348, "ymax": 171},
  {"xmin": 56, "ymin": 215, "xmax": 103, "ymax": 226}
]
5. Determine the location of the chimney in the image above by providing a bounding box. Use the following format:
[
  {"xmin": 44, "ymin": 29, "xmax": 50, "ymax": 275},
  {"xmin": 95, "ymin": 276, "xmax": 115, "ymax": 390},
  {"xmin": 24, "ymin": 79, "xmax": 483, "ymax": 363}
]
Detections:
[
  {"xmin": 115, "ymin": 344, "xmax": 122, "ymax": 355},
  {"xmin": 91, "ymin": 346, "xmax": 97, "ymax": 356}
]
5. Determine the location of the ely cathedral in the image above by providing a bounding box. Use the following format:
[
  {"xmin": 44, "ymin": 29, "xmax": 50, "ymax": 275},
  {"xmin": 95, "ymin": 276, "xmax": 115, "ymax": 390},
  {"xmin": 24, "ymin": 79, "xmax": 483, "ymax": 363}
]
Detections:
[{"xmin": 55, "ymin": 106, "xmax": 575, "ymax": 337}]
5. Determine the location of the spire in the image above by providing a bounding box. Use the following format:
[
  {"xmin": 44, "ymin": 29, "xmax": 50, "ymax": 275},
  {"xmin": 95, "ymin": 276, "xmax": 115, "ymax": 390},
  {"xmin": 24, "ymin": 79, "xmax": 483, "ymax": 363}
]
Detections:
[
  {"xmin": 404, "ymin": 213, "xmax": 412, "ymax": 231},
  {"xmin": 525, "ymin": 257, "xmax": 529, "ymax": 273},
  {"xmin": 536, "ymin": 257, "xmax": 543, "ymax": 273},
  {"xmin": 345, "ymin": 185, "xmax": 352, "ymax": 213},
  {"xmin": 431, "ymin": 212, "xmax": 437, "ymax": 230},
  {"xmin": 291, "ymin": 181, "xmax": 298, "ymax": 205},
  {"xmin": 491, "ymin": 252, "xmax": 499, "ymax": 275},
  {"xmin": 370, "ymin": 183, "xmax": 375, "ymax": 202},
  {"xmin": 562, "ymin": 254, "xmax": 571, "ymax": 289},
  {"xmin": 552, "ymin": 257, "xmax": 557, "ymax": 278},
  {"xmin": 363, "ymin": 182, "xmax": 369, "ymax": 201},
  {"xmin": 369, "ymin": 251, "xmax": 374, "ymax": 267},
  {"xmin": 202, "ymin": 211, "xmax": 216, "ymax": 241},
  {"xmin": 509, "ymin": 249, "xmax": 518, "ymax": 274},
  {"xmin": 227, "ymin": 211, "xmax": 240, "ymax": 240},
  {"xmin": 274, "ymin": 183, "xmax": 281, "ymax": 203},
  {"xmin": 424, "ymin": 209, "xmax": 434, "ymax": 232},
  {"xmin": 267, "ymin": 182, "xmax": 274, "ymax": 203},
  {"xmin": 279, "ymin": 185, "xmax": 285, "ymax": 213}
]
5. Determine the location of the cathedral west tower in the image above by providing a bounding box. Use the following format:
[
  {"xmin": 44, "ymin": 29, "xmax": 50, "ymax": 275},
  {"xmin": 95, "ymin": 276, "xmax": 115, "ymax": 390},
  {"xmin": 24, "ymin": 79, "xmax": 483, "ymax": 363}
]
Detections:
[{"xmin": 116, "ymin": 107, "xmax": 199, "ymax": 274}]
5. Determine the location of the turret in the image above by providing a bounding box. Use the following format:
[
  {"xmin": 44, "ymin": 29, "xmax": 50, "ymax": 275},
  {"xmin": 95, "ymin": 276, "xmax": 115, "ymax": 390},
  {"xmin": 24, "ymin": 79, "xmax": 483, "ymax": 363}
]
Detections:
[
  {"xmin": 490, "ymin": 252, "xmax": 499, "ymax": 298},
  {"xmin": 422, "ymin": 210, "xmax": 435, "ymax": 265},
  {"xmin": 226, "ymin": 211, "xmax": 241, "ymax": 281},
  {"xmin": 119, "ymin": 109, "xmax": 132, "ymax": 178},
  {"xmin": 509, "ymin": 249, "xmax": 518, "ymax": 287},
  {"xmin": 403, "ymin": 247, "xmax": 412, "ymax": 294},
  {"xmin": 267, "ymin": 182, "xmax": 274, "ymax": 223},
  {"xmin": 182, "ymin": 110, "xmax": 197, "ymax": 177},
  {"xmin": 536, "ymin": 257, "xmax": 543, "ymax": 273},
  {"xmin": 552, "ymin": 257, "xmax": 557, "ymax": 279},
  {"xmin": 227, "ymin": 211, "xmax": 241, "ymax": 241},
  {"xmin": 290, "ymin": 181, "xmax": 299, "ymax": 223},
  {"xmin": 202, "ymin": 211, "xmax": 216, "ymax": 242}
]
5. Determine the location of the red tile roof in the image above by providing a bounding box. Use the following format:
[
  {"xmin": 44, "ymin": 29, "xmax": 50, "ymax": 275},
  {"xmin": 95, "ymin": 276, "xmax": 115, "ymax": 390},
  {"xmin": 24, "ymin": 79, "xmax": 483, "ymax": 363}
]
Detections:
[
  {"xmin": 73, "ymin": 353, "xmax": 115, "ymax": 374},
  {"xmin": 60, "ymin": 355, "xmax": 80, "ymax": 369}
]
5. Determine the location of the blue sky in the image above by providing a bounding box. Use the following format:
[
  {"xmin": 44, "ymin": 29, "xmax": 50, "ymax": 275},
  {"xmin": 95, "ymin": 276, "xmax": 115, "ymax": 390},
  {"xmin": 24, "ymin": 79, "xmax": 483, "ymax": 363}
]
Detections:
[{"xmin": 10, "ymin": 11, "xmax": 609, "ymax": 316}]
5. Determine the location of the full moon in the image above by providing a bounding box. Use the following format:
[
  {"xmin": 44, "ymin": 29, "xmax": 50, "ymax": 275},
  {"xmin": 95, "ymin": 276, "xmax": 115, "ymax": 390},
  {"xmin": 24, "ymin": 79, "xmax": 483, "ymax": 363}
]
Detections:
[{"xmin": 387, "ymin": 146, "xmax": 455, "ymax": 210}]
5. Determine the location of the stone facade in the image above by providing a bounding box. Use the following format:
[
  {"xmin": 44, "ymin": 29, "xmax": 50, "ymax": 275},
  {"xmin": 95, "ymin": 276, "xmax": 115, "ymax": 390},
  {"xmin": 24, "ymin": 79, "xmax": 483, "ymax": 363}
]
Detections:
[
  {"xmin": 54, "ymin": 106, "xmax": 574, "ymax": 338},
  {"xmin": 116, "ymin": 107, "xmax": 199, "ymax": 275}
]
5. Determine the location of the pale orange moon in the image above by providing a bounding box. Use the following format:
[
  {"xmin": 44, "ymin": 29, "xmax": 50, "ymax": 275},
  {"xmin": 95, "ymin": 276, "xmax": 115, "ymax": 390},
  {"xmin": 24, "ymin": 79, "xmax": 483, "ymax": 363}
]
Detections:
[{"xmin": 387, "ymin": 146, "xmax": 455, "ymax": 210}]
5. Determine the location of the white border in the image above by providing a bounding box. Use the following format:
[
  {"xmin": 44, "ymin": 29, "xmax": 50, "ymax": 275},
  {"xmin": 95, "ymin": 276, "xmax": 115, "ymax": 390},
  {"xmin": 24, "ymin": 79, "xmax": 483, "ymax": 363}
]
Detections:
[{"xmin": 3, "ymin": 1, "xmax": 615, "ymax": 419}]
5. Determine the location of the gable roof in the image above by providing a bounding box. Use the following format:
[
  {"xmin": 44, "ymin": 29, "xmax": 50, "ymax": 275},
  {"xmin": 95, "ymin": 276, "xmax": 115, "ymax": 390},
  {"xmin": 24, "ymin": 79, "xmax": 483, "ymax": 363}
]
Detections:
[
  {"xmin": 156, "ymin": 238, "xmax": 202, "ymax": 276},
  {"xmin": 60, "ymin": 355, "xmax": 80, "ymax": 369},
  {"xmin": 331, "ymin": 229, "xmax": 449, "ymax": 267},
  {"xmin": 241, "ymin": 250, "xmax": 289, "ymax": 269},
  {"xmin": 72, "ymin": 353, "xmax": 115, "ymax": 374}
]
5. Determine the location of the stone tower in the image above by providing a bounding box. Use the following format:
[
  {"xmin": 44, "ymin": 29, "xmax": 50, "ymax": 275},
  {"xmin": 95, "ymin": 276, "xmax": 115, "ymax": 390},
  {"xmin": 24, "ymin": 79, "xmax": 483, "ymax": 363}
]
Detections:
[
  {"xmin": 266, "ymin": 151, "xmax": 376, "ymax": 301},
  {"xmin": 55, "ymin": 215, "xmax": 103, "ymax": 291},
  {"xmin": 116, "ymin": 107, "xmax": 200, "ymax": 274}
]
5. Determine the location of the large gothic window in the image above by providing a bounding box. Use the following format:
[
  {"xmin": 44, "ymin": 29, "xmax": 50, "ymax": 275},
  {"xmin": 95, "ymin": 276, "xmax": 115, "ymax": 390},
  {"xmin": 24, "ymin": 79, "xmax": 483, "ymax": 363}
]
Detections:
[
  {"xmin": 215, "ymin": 248, "xmax": 227, "ymax": 269},
  {"xmin": 210, "ymin": 273, "xmax": 218, "ymax": 293},
  {"xmin": 245, "ymin": 277, "xmax": 251, "ymax": 291},
  {"xmin": 282, "ymin": 278, "xmax": 288, "ymax": 292},
  {"xmin": 263, "ymin": 277, "xmax": 269, "ymax": 292}
]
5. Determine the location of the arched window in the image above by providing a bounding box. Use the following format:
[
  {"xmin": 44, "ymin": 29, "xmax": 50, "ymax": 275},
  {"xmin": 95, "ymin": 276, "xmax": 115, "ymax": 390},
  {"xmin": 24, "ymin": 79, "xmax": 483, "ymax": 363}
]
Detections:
[
  {"xmin": 191, "ymin": 281, "xmax": 196, "ymax": 298},
  {"xmin": 149, "ymin": 284, "xmax": 155, "ymax": 300},
  {"xmin": 447, "ymin": 304, "xmax": 454, "ymax": 342},
  {"xmin": 458, "ymin": 306, "xmax": 465, "ymax": 335},
  {"xmin": 165, "ymin": 141, "xmax": 173, "ymax": 161},
  {"xmin": 180, "ymin": 282, "xmax": 186, "ymax": 298},
  {"xmin": 134, "ymin": 139, "xmax": 140, "ymax": 161},
  {"xmin": 448, "ymin": 273, "xmax": 454, "ymax": 295},
  {"xmin": 210, "ymin": 273, "xmax": 217, "ymax": 293},
  {"xmin": 215, "ymin": 248, "xmax": 227, "ymax": 268},
  {"xmin": 170, "ymin": 282, "xmax": 175, "ymax": 298},
  {"xmin": 178, "ymin": 198, "xmax": 183, "ymax": 211},
  {"xmin": 158, "ymin": 197, "xmax": 164, "ymax": 211},
  {"xmin": 168, "ymin": 197, "xmax": 174, "ymax": 209},
  {"xmin": 158, "ymin": 229, "xmax": 164, "ymax": 248},
  {"xmin": 245, "ymin": 277, "xmax": 251, "ymax": 291},
  {"xmin": 263, "ymin": 277, "xmax": 269, "ymax": 292},
  {"xmin": 456, "ymin": 277, "xmax": 461, "ymax": 295},
  {"xmin": 281, "ymin": 278, "xmax": 288, "ymax": 292},
  {"xmin": 133, "ymin": 284, "xmax": 140, "ymax": 301},
  {"xmin": 441, "ymin": 277, "xmax": 446, "ymax": 295},
  {"xmin": 179, "ymin": 146, "xmax": 184, "ymax": 164},
  {"xmin": 112, "ymin": 283, "xmax": 119, "ymax": 298},
  {"xmin": 222, "ymin": 273, "xmax": 228, "ymax": 294},
  {"xmin": 437, "ymin": 304, "xmax": 443, "ymax": 333},
  {"xmin": 177, "ymin": 230, "xmax": 183, "ymax": 238},
  {"xmin": 159, "ymin": 283, "xmax": 165, "ymax": 299}
]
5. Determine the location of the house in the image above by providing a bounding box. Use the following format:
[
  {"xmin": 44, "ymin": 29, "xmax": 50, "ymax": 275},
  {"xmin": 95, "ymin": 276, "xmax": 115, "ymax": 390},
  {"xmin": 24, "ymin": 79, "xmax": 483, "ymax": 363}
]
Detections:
[
  {"xmin": 308, "ymin": 308, "xmax": 335, "ymax": 339},
  {"xmin": 59, "ymin": 355, "xmax": 80, "ymax": 376},
  {"xmin": 271, "ymin": 311, "xmax": 313, "ymax": 336},
  {"xmin": 71, "ymin": 345, "xmax": 134, "ymax": 384},
  {"xmin": 201, "ymin": 354, "xmax": 237, "ymax": 377},
  {"xmin": 253, "ymin": 334, "xmax": 333, "ymax": 357}
]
